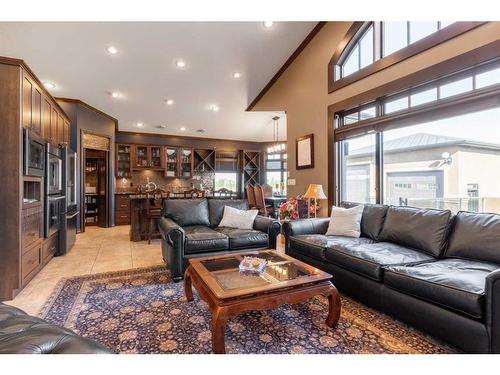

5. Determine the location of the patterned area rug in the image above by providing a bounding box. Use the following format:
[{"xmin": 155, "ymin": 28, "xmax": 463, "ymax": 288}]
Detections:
[{"xmin": 39, "ymin": 265, "xmax": 455, "ymax": 354}]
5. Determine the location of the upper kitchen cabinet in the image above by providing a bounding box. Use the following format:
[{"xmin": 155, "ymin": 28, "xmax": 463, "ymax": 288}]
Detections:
[
  {"xmin": 22, "ymin": 69, "xmax": 69, "ymax": 145},
  {"xmin": 132, "ymin": 145, "xmax": 163, "ymax": 170}
]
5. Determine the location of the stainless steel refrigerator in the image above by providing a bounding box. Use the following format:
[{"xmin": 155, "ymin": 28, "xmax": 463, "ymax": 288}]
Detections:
[{"xmin": 59, "ymin": 147, "xmax": 78, "ymax": 254}]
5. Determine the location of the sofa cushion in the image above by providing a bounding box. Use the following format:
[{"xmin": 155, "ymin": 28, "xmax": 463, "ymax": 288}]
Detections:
[
  {"xmin": 325, "ymin": 242, "xmax": 434, "ymax": 281},
  {"xmin": 378, "ymin": 206, "xmax": 451, "ymax": 257},
  {"xmin": 342, "ymin": 201, "xmax": 389, "ymax": 240},
  {"xmin": 384, "ymin": 259, "xmax": 500, "ymax": 319},
  {"xmin": 326, "ymin": 205, "xmax": 364, "ymax": 237},
  {"xmin": 446, "ymin": 211, "xmax": 500, "ymax": 264},
  {"xmin": 289, "ymin": 234, "xmax": 375, "ymax": 261},
  {"xmin": 163, "ymin": 199, "xmax": 210, "ymax": 227},
  {"xmin": 215, "ymin": 227, "xmax": 268, "ymax": 249},
  {"xmin": 208, "ymin": 199, "xmax": 249, "ymax": 227},
  {"xmin": 184, "ymin": 226, "xmax": 229, "ymax": 254}
]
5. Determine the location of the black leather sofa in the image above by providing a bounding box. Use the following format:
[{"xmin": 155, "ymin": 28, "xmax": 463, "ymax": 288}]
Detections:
[
  {"xmin": 158, "ymin": 198, "xmax": 281, "ymax": 281},
  {"xmin": 0, "ymin": 303, "xmax": 111, "ymax": 354},
  {"xmin": 283, "ymin": 203, "xmax": 500, "ymax": 353}
]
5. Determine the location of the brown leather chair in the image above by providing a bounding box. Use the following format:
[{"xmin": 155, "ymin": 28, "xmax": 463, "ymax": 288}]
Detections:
[
  {"xmin": 183, "ymin": 188, "xmax": 205, "ymax": 199},
  {"xmin": 215, "ymin": 188, "xmax": 232, "ymax": 198},
  {"xmin": 254, "ymin": 184, "xmax": 274, "ymax": 217},
  {"xmin": 246, "ymin": 184, "xmax": 257, "ymax": 209},
  {"xmin": 146, "ymin": 190, "xmax": 169, "ymax": 244}
]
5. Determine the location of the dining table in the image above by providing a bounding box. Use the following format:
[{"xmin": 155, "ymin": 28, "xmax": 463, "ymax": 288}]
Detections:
[{"xmin": 264, "ymin": 195, "xmax": 287, "ymax": 217}]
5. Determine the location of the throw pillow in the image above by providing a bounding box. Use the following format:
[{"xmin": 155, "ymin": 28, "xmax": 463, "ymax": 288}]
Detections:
[
  {"xmin": 326, "ymin": 205, "xmax": 364, "ymax": 237},
  {"xmin": 218, "ymin": 206, "xmax": 259, "ymax": 230}
]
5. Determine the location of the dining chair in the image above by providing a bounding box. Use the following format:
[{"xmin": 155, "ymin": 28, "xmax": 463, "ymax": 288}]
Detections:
[
  {"xmin": 183, "ymin": 188, "xmax": 205, "ymax": 199},
  {"xmin": 146, "ymin": 189, "xmax": 169, "ymax": 244},
  {"xmin": 246, "ymin": 184, "xmax": 257, "ymax": 209},
  {"xmin": 262, "ymin": 183, "xmax": 273, "ymax": 198},
  {"xmin": 254, "ymin": 184, "xmax": 274, "ymax": 217}
]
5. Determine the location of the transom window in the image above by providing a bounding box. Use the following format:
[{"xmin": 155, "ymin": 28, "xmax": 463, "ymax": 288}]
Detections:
[
  {"xmin": 337, "ymin": 21, "xmax": 455, "ymax": 80},
  {"xmin": 337, "ymin": 59, "xmax": 500, "ymax": 126}
]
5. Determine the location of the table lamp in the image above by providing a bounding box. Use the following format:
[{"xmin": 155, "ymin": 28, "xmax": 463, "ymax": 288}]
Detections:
[{"xmin": 303, "ymin": 184, "xmax": 327, "ymax": 218}]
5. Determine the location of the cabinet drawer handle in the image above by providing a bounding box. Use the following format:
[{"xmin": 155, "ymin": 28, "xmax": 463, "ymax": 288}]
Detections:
[
  {"xmin": 120, "ymin": 215, "xmax": 128, "ymax": 218},
  {"xmin": 120, "ymin": 204, "xmax": 128, "ymax": 208}
]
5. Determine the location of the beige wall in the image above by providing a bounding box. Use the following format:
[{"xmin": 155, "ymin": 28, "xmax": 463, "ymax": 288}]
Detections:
[{"xmin": 250, "ymin": 22, "xmax": 500, "ymax": 216}]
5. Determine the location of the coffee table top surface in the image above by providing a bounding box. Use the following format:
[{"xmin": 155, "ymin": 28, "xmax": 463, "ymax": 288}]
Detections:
[{"xmin": 187, "ymin": 250, "xmax": 332, "ymax": 299}]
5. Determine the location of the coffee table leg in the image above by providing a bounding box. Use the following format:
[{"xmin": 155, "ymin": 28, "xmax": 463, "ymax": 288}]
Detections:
[
  {"xmin": 211, "ymin": 307, "xmax": 229, "ymax": 354},
  {"xmin": 325, "ymin": 286, "xmax": 341, "ymax": 328},
  {"xmin": 184, "ymin": 267, "xmax": 194, "ymax": 302}
]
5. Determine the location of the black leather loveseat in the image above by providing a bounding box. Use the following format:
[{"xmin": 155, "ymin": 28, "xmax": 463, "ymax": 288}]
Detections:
[
  {"xmin": 283, "ymin": 203, "xmax": 500, "ymax": 353},
  {"xmin": 0, "ymin": 303, "xmax": 111, "ymax": 354},
  {"xmin": 158, "ymin": 198, "xmax": 281, "ymax": 281}
]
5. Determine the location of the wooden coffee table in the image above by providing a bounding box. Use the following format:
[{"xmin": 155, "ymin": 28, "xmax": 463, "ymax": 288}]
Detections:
[{"xmin": 184, "ymin": 250, "xmax": 341, "ymax": 354}]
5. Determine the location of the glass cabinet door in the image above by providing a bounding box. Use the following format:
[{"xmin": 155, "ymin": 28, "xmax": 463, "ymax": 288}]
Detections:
[
  {"xmin": 180, "ymin": 148, "xmax": 193, "ymax": 178},
  {"xmin": 117, "ymin": 144, "xmax": 131, "ymax": 177},
  {"xmin": 165, "ymin": 147, "xmax": 178, "ymax": 177},
  {"xmin": 135, "ymin": 146, "xmax": 148, "ymax": 168},
  {"xmin": 150, "ymin": 146, "xmax": 162, "ymax": 168}
]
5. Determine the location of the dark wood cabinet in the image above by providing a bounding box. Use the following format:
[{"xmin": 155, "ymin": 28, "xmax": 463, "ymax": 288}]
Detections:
[
  {"xmin": 63, "ymin": 119, "xmax": 70, "ymax": 145},
  {"xmin": 0, "ymin": 59, "xmax": 71, "ymax": 300},
  {"xmin": 115, "ymin": 194, "xmax": 131, "ymax": 225},
  {"xmin": 22, "ymin": 75, "xmax": 32, "ymax": 129},
  {"xmin": 21, "ymin": 240, "xmax": 42, "ymax": 286},
  {"xmin": 43, "ymin": 98, "xmax": 51, "ymax": 140},
  {"xmin": 116, "ymin": 144, "xmax": 132, "ymax": 178},
  {"xmin": 42, "ymin": 232, "xmax": 58, "ymax": 265},
  {"xmin": 58, "ymin": 114, "xmax": 64, "ymax": 145},
  {"xmin": 132, "ymin": 145, "xmax": 164, "ymax": 170}
]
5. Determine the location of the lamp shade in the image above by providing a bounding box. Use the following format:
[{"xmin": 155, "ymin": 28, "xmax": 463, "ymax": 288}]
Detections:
[{"xmin": 303, "ymin": 184, "xmax": 327, "ymax": 199}]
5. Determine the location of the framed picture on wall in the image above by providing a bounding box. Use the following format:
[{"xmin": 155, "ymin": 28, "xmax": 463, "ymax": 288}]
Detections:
[{"xmin": 296, "ymin": 134, "xmax": 314, "ymax": 169}]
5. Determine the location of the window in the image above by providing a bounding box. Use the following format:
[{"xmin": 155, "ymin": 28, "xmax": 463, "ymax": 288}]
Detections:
[
  {"xmin": 338, "ymin": 59, "xmax": 500, "ymax": 127},
  {"xmin": 340, "ymin": 25, "xmax": 374, "ymax": 78},
  {"xmin": 214, "ymin": 173, "xmax": 237, "ymax": 192},
  {"xmin": 335, "ymin": 21, "xmax": 456, "ymax": 81},
  {"xmin": 382, "ymin": 107, "xmax": 500, "ymax": 212},
  {"xmin": 340, "ymin": 134, "xmax": 377, "ymax": 204},
  {"xmin": 339, "ymin": 105, "xmax": 500, "ymax": 214},
  {"xmin": 266, "ymin": 151, "xmax": 287, "ymax": 195}
]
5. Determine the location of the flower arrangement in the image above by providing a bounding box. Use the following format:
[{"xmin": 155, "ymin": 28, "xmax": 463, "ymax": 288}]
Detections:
[{"xmin": 279, "ymin": 196, "xmax": 320, "ymax": 220}]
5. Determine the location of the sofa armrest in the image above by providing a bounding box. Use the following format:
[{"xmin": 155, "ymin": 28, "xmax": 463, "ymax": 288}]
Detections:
[
  {"xmin": 282, "ymin": 218, "xmax": 330, "ymax": 254},
  {"xmin": 158, "ymin": 217, "xmax": 185, "ymax": 281},
  {"xmin": 253, "ymin": 215, "xmax": 281, "ymax": 249},
  {"xmin": 486, "ymin": 269, "xmax": 500, "ymax": 353},
  {"xmin": 158, "ymin": 217, "xmax": 185, "ymax": 245}
]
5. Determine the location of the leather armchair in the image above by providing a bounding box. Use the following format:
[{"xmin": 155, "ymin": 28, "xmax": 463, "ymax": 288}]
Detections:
[
  {"xmin": 0, "ymin": 303, "xmax": 111, "ymax": 354},
  {"xmin": 486, "ymin": 269, "xmax": 500, "ymax": 353}
]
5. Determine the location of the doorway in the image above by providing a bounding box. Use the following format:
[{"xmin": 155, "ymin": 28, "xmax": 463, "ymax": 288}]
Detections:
[{"xmin": 83, "ymin": 149, "xmax": 109, "ymax": 229}]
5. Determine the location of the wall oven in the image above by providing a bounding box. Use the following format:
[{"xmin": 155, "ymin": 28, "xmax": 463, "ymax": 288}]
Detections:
[
  {"xmin": 46, "ymin": 144, "xmax": 62, "ymax": 195},
  {"xmin": 23, "ymin": 128, "xmax": 45, "ymax": 177}
]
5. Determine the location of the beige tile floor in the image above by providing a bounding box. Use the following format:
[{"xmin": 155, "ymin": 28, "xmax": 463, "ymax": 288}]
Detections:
[
  {"xmin": 6, "ymin": 225, "xmax": 164, "ymax": 315},
  {"xmin": 6, "ymin": 225, "xmax": 285, "ymax": 316}
]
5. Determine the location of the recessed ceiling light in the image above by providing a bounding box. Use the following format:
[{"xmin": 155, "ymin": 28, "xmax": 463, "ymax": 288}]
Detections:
[
  {"xmin": 179, "ymin": 127, "xmax": 186, "ymax": 131},
  {"xmin": 263, "ymin": 21, "xmax": 274, "ymax": 28},
  {"xmin": 137, "ymin": 122, "xmax": 143, "ymax": 127},
  {"xmin": 166, "ymin": 99, "xmax": 174, "ymax": 105},
  {"xmin": 233, "ymin": 72, "xmax": 241, "ymax": 79},
  {"xmin": 106, "ymin": 46, "xmax": 118, "ymax": 55},
  {"xmin": 210, "ymin": 105, "xmax": 220, "ymax": 112},
  {"xmin": 43, "ymin": 81, "xmax": 56, "ymax": 89},
  {"xmin": 111, "ymin": 91, "xmax": 121, "ymax": 99},
  {"xmin": 175, "ymin": 60, "xmax": 186, "ymax": 68}
]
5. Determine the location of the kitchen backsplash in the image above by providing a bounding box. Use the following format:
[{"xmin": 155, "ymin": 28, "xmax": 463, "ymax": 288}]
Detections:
[{"xmin": 115, "ymin": 170, "xmax": 214, "ymax": 193}]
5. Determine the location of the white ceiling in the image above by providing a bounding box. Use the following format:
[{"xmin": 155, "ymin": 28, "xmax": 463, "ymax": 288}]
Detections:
[{"xmin": 0, "ymin": 22, "xmax": 316, "ymax": 141}]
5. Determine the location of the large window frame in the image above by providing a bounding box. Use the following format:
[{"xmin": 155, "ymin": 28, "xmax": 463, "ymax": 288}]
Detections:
[
  {"xmin": 328, "ymin": 21, "xmax": 486, "ymax": 93},
  {"xmin": 333, "ymin": 58, "xmax": 500, "ymax": 207},
  {"xmin": 265, "ymin": 148, "xmax": 287, "ymax": 195}
]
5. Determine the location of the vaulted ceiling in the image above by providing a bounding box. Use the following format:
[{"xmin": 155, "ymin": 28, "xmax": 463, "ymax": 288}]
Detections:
[{"xmin": 0, "ymin": 22, "xmax": 317, "ymax": 141}]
